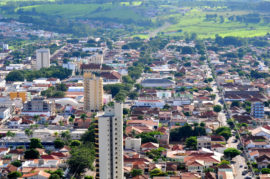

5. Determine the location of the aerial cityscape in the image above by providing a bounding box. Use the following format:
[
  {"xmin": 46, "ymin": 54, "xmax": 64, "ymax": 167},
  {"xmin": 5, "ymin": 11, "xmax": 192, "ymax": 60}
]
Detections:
[{"xmin": 0, "ymin": 0, "xmax": 270, "ymax": 179}]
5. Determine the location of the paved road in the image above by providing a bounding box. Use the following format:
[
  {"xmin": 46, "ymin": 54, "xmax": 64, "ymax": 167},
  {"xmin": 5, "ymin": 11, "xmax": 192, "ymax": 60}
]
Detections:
[
  {"xmin": 227, "ymin": 136, "xmax": 251, "ymax": 179},
  {"xmin": 148, "ymin": 22, "xmax": 171, "ymax": 38},
  {"xmin": 206, "ymin": 58, "xmax": 253, "ymax": 178}
]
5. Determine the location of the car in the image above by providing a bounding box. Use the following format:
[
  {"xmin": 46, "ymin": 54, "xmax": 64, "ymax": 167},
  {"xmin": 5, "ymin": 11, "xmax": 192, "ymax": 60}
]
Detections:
[
  {"xmin": 240, "ymin": 165, "xmax": 243, "ymax": 168},
  {"xmin": 244, "ymin": 166, "xmax": 247, "ymax": 169},
  {"xmin": 244, "ymin": 176, "xmax": 252, "ymax": 179},
  {"xmin": 242, "ymin": 171, "xmax": 247, "ymax": 175}
]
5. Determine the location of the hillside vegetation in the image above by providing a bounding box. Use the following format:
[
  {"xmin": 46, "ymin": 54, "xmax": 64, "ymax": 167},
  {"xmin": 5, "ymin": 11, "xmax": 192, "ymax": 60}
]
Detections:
[{"xmin": 0, "ymin": 0, "xmax": 270, "ymax": 38}]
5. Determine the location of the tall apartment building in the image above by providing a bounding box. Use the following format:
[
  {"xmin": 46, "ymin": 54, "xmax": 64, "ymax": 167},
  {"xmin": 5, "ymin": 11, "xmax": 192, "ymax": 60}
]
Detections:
[
  {"xmin": 251, "ymin": 100, "xmax": 264, "ymax": 118},
  {"xmin": 83, "ymin": 73, "xmax": 103, "ymax": 112},
  {"xmin": 36, "ymin": 49, "xmax": 50, "ymax": 70},
  {"xmin": 95, "ymin": 103, "xmax": 124, "ymax": 179}
]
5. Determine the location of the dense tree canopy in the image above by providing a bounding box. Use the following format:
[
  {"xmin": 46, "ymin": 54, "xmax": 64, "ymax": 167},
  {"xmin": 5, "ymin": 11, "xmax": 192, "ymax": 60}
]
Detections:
[
  {"xmin": 68, "ymin": 145, "xmax": 95, "ymax": 177},
  {"xmin": 170, "ymin": 123, "xmax": 206, "ymax": 142},
  {"xmin": 6, "ymin": 66, "xmax": 72, "ymax": 82}
]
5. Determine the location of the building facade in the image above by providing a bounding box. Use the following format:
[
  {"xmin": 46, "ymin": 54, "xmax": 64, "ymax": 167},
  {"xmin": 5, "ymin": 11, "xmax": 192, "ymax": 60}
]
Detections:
[
  {"xmin": 21, "ymin": 96, "xmax": 55, "ymax": 116},
  {"xmin": 83, "ymin": 73, "xmax": 103, "ymax": 112},
  {"xmin": 95, "ymin": 103, "xmax": 124, "ymax": 179},
  {"xmin": 251, "ymin": 101, "xmax": 264, "ymax": 118},
  {"xmin": 36, "ymin": 48, "xmax": 50, "ymax": 70},
  {"xmin": 10, "ymin": 91, "xmax": 30, "ymax": 103}
]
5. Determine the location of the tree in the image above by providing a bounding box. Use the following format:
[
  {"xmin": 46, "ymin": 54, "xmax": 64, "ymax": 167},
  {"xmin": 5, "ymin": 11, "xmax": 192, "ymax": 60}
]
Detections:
[
  {"xmin": 204, "ymin": 167, "xmax": 215, "ymax": 173},
  {"xmin": 84, "ymin": 176, "xmax": 94, "ymax": 179},
  {"xmin": 47, "ymin": 169, "xmax": 63, "ymax": 179},
  {"xmin": 24, "ymin": 128, "xmax": 33, "ymax": 138},
  {"xmin": 24, "ymin": 149, "xmax": 40, "ymax": 159},
  {"xmin": 115, "ymin": 92, "xmax": 126, "ymax": 102},
  {"xmin": 224, "ymin": 148, "xmax": 241, "ymax": 159},
  {"xmin": 68, "ymin": 146, "xmax": 95, "ymax": 177},
  {"xmin": 123, "ymin": 108, "xmax": 130, "ymax": 115},
  {"xmin": 231, "ymin": 101, "xmax": 240, "ymax": 107},
  {"xmin": 81, "ymin": 124, "xmax": 95, "ymax": 144},
  {"xmin": 80, "ymin": 113, "xmax": 87, "ymax": 121},
  {"xmin": 6, "ymin": 131, "xmax": 15, "ymax": 138},
  {"xmin": 146, "ymin": 147, "xmax": 166, "ymax": 161},
  {"xmin": 218, "ymin": 160, "xmax": 230, "ymax": 166},
  {"xmin": 60, "ymin": 131, "xmax": 71, "ymax": 143},
  {"xmin": 135, "ymin": 131, "xmax": 162, "ymax": 144},
  {"xmin": 261, "ymin": 168, "xmax": 270, "ymax": 174},
  {"xmin": 7, "ymin": 171, "xmax": 22, "ymax": 179},
  {"xmin": 213, "ymin": 105, "xmax": 222, "ymax": 113},
  {"xmin": 150, "ymin": 168, "xmax": 167, "ymax": 177},
  {"xmin": 70, "ymin": 140, "xmax": 81, "ymax": 147},
  {"xmin": 131, "ymin": 169, "xmax": 143, "ymax": 177},
  {"xmin": 11, "ymin": 160, "xmax": 22, "ymax": 167},
  {"xmin": 185, "ymin": 136, "xmax": 197, "ymax": 150},
  {"xmin": 49, "ymin": 174, "xmax": 60, "ymax": 179},
  {"xmin": 54, "ymin": 138, "xmax": 65, "ymax": 149},
  {"xmin": 215, "ymin": 127, "xmax": 232, "ymax": 140},
  {"xmin": 6, "ymin": 71, "xmax": 24, "ymax": 81},
  {"xmin": 128, "ymin": 91, "xmax": 138, "ymax": 100},
  {"xmin": 29, "ymin": 138, "xmax": 43, "ymax": 149}
]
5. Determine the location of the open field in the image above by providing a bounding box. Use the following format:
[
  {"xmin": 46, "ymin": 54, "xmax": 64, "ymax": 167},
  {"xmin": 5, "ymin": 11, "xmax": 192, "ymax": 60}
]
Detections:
[
  {"xmin": 135, "ymin": 8, "xmax": 270, "ymax": 39},
  {"xmin": 1, "ymin": 0, "xmax": 270, "ymax": 38},
  {"xmin": 20, "ymin": 3, "xmax": 143, "ymax": 20}
]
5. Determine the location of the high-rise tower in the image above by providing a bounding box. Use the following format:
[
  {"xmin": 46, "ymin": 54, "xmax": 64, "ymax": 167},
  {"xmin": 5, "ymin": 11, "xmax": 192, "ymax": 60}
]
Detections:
[
  {"xmin": 36, "ymin": 48, "xmax": 50, "ymax": 70},
  {"xmin": 95, "ymin": 102, "xmax": 124, "ymax": 179},
  {"xmin": 83, "ymin": 73, "xmax": 103, "ymax": 112}
]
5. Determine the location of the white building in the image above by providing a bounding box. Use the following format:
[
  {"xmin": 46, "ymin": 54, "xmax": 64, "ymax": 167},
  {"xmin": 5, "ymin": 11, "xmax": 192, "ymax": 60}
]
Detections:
[
  {"xmin": 0, "ymin": 107, "xmax": 11, "ymax": 123},
  {"xmin": 36, "ymin": 49, "xmax": 50, "ymax": 70},
  {"xmin": 6, "ymin": 64, "xmax": 25, "ymax": 71},
  {"xmin": 134, "ymin": 97, "xmax": 165, "ymax": 108},
  {"xmin": 62, "ymin": 62, "xmax": 76, "ymax": 71},
  {"xmin": 96, "ymin": 103, "xmax": 123, "ymax": 179},
  {"xmin": 2, "ymin": 44, "xmax": 8, "ymax": 51},
  {"xmin": 125, "ymin": 137, "xmax": 141, "ymax": 151},
  {"xmin": 156, "ymin": 90, "xmax": 172, "ymax": 99}
]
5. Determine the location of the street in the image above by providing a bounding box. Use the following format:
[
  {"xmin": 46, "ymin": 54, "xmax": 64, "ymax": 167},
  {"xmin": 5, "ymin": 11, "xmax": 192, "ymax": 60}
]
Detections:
[{"xmin": 206, "ymin": 60, "xmax": 254, "ymax": 179}]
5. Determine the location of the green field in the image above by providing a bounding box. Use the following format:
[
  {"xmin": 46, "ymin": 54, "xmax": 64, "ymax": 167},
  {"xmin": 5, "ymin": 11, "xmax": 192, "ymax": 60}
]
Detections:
[
  {"xmin": 1, "ymin": 0, "xmax": 270, "ymax": 38},
  {"xmin": 19, "ymin": 3, "xmax": 143, "ymax": 20},
  {"xmin": 138, "ymin": 8, "xmax": 270, "ymax": 39}
]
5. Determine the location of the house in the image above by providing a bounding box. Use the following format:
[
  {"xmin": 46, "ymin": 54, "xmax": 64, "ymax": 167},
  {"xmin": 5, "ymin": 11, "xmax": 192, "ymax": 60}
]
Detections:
[
  {"xmin": 251, "ymin": 127, "xmax": 270, "ymax": 139},
  {"xmin": 101, "ymin": 71, "xmax": 121, "ymax": 84},
  {"xmin": 141, "ymin": 142, "xmax": 159, "ymax": 151},
  {"xmin": 256, "ymin": 155, "xmax": 270, "ymax": 169},
  {"xmin": 125, "ymin": 137, "xmax": 141, "ymax": 151},
  {"xmin": 186, "ymin": 160, "xmax": 205, "ymax": 173},
  {"xmin": 134, "ymin": 97, "xmax": 165, "ymax": 108},
  {"xmin": 21, "ymin": 171, "xmax": 51, "ymax": 179},
  {"xmin": 0, "ymin": 107, "xmax": 11, "ymax": 123},
  {"xmin": 197, "ymin": 136, "xmax": 211, "ymax": 149},
  {"xmin": 0, "ymin": 148, "xmax": 10, "ymax": 156},
  {"xmin": 141, "ymin": 78, "xmax": 175, "ymax": 88}
]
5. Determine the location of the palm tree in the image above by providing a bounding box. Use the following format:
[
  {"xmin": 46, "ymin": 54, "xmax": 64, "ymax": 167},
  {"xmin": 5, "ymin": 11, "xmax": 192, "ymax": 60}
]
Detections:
[
  {"xmin": 24, "ymin": 128, "xmax": 33, "ymax": 138},
  {"xmin": 80, "ymin": 113, "xmax": 87, "ymax": 122},
  {"xmin": 33, "ymin": 115, "xmax": 40, "ymax": 122},
  {"xmin": 54, "ymin": 132, "xmax": 59, "ymax": 137},
  {"xmin": 6, "ymin": 131, "xmax": 15, "ymax": 138},
  {"xmin": 60, "ymin": 131, "xmax": 71, "ymax": 144}
]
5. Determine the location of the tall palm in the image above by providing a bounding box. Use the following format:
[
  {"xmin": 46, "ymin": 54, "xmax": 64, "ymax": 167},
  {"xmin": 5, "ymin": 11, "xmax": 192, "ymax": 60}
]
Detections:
[
  {"xmin": 24, "ymin": 128, "xmax": 33, "ymax": 138},
  {"xmin": 80, "ymin": 113, "xmax": 87, "ymax": 122},
  {"xmin": 60, "ymin": 131, "xmax": 71, "ymax": 143},
  {"xmin": 6, "ymin": 131, "xmax": 15, "ymax": 138}
]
